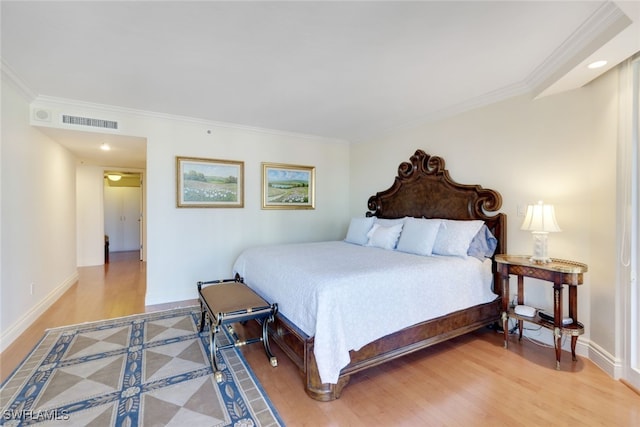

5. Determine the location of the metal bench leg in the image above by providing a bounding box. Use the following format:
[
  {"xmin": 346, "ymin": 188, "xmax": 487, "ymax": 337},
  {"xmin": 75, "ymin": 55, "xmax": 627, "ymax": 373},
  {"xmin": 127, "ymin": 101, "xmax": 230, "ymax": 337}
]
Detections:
[
  {"xmin": 262, "ymin": 316, "xmax": 277, "ymax": 368},
  {"xmin": 209, "ymin": 323, "xmax": 224, "ymax": 383},
  {"xmin": 198, "ymin": 301, "xmax": 206, "ymax": 332}
]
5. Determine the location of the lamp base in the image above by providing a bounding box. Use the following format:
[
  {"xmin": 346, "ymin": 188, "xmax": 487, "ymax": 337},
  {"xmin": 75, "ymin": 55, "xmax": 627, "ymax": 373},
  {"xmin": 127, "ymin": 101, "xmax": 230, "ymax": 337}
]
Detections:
[{"xmin": 530, "ymin": 231, "xmax": 551, "ymax": 264}]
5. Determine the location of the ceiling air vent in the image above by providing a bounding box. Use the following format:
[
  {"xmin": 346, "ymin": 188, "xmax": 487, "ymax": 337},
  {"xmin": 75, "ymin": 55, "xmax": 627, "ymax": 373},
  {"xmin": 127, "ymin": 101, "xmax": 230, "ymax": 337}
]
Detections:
[
  {"xmin": 33, "ymin": 108, "xmax": 52, "ymax": 122},
  {"xmin": 62, "ymin": 115, "xmax": 118, "ymax": 130}
]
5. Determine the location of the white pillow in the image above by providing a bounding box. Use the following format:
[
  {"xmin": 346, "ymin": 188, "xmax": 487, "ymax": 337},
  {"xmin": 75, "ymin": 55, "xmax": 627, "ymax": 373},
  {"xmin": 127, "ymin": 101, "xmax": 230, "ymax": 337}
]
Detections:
[
  {"xmin": 432, "ymin": 219, "xmax": 485, "ymax": 257},
  {"xmin": 396, "ymin": 217, "xmax": 442, "ymax": 256},
  {"xmin": 366, "ymin": 223, "xmax": 404, "ymax": 250},
  {"xmin": 373, "ymin": 217, "xmax": 406, "ymax": 227},
  {"xmin": 344, "ymin": 217, "xmax": 375, "ymax": 246}
]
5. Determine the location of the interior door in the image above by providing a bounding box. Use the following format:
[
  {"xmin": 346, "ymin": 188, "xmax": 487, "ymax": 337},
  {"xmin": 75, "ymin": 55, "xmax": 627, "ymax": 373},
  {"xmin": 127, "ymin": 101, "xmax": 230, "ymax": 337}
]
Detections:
[
  {"xmin": 104, "ymin": 180, "xmax": 141, "ymax": 253},
  {"xmin": 121, "ymin": 186, "xmax": 141, "ymax": 251},
  {"xmin": 138, "ymin": 177, "xmax": 143, "ymax": 261}
]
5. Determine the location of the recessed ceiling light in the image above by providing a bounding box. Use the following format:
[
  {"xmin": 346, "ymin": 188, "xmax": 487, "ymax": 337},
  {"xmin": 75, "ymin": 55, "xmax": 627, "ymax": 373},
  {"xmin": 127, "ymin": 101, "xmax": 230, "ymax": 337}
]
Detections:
[
  {"xmin": 587, "ymin": 60, "xmax": 607, "ymax": 69},
  {"xmin": 100, "ymin": 142, "xmax": 110, "ymax": 151}
]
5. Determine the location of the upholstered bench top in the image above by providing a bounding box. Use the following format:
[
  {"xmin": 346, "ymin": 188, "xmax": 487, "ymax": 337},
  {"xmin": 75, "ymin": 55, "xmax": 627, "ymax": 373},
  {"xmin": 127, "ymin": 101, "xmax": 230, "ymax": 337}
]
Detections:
[{"xmin": 200, "ymin": 283, "xmax": 270, "ymax": 315}]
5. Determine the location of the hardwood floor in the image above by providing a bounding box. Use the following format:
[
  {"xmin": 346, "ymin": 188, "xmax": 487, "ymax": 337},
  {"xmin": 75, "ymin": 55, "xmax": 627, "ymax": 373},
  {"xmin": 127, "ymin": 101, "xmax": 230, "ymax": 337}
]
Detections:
[{"xmin": 2, "ymin": 252, "xmax": 639, "ymax": 426}]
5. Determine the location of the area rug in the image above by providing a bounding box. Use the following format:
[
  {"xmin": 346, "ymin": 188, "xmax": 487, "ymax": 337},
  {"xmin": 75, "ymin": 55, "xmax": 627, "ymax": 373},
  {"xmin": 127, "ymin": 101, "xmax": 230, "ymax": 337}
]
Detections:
[{"xmin": 1, "ymin": 307, "xmax": 284, "ymax": 426}]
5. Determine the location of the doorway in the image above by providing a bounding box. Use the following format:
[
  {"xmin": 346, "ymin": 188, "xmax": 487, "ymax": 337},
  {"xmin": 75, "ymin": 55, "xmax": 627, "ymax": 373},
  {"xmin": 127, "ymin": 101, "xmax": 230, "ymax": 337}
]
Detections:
[{"xmin": 104, "ymin": 172, "xmax": 143, "ymax": 261}]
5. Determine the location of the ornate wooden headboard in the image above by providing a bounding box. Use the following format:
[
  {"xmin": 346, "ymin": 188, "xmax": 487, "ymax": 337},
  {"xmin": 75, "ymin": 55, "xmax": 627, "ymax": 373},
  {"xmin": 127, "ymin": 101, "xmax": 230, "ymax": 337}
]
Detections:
[{"xmin": 366, "ymin": 149, "xmax": 507, "ymax": 293}]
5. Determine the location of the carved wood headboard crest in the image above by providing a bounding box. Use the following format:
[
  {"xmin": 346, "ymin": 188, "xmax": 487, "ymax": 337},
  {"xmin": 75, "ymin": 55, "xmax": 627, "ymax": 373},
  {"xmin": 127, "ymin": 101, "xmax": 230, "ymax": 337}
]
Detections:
[{"xmin": 365, "ymin": 149, "xmax": 506, "ymax": 263}]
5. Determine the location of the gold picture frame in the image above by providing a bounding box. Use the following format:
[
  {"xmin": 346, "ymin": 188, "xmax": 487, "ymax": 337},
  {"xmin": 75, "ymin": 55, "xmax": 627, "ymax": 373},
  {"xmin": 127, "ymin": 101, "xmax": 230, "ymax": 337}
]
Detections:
[
  {"xmin": 176, "ymin": 156, "xmax": 244, "ymax": 208},
  {"xmin": 262, "ymin": 162, "xmax": 315, "ymax": 210}
]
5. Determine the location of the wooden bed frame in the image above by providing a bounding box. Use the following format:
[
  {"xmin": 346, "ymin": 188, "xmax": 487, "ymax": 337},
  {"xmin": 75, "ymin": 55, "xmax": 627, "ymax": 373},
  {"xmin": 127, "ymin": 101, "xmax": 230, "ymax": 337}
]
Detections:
[{"xmin": 265, "ymin": 149, "xmax": 507, "ymax": 401}]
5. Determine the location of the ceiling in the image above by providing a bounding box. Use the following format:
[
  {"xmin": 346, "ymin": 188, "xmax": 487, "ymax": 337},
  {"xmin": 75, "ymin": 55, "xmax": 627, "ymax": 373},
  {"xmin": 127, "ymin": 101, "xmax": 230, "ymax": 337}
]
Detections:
[
  {"xmin": 36, "ymin": 127, "xmax": 147, "ymax": 169},
  {"xmin": 2, "ymin": 1, "xmax": 639, "ymax": 169}
]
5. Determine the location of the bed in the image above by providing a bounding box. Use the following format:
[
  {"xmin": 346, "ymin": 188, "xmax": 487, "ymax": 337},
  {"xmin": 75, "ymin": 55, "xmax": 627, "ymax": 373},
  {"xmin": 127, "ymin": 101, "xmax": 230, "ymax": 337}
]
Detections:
[{"xmin": 233, "ymin": 149, "xmax": 506, "ymax": 401}]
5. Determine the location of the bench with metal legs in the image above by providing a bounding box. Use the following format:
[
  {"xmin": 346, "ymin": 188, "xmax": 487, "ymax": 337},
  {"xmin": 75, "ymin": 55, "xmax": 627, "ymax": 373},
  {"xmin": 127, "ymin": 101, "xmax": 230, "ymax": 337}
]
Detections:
[{"xmin": 197, "ymin": 276, "xmax": 278, "ymax": 382}]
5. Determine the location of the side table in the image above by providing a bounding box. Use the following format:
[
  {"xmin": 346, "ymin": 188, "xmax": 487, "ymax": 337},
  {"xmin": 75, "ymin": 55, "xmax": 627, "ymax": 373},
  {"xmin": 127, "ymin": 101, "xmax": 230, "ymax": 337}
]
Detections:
[{"xmin": 495, "ymin": 254, "xmax": 587, "ymax": 369}]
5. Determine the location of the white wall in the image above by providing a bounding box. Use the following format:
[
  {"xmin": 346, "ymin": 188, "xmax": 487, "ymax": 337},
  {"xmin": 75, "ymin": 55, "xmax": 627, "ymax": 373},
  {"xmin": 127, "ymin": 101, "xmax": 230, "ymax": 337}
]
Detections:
[
  {"xmin": 349, "ymin": 69, "xmax": 620, "ymax": 371},
  {"xmin": 144, "ymin": 121, "xmax": 350, "ymax": 304},
  {"xmin": 1, "ymin": 76, "xmax": 78, "ymax": 351},
  {"xmin": 588, "ymin": 66, "xmax": 619, "ymax": 361}
]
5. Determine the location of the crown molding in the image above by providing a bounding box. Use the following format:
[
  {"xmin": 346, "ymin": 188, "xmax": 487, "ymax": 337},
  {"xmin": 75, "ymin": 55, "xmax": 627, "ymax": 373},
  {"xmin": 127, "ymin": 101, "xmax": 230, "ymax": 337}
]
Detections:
[
  {"xmin": 0, "ymin": 58, "xmax": 37, "ymax": 102},
  {"xmin": 526, "ymin": 1, "xmax": 631, "ymax": 96}
]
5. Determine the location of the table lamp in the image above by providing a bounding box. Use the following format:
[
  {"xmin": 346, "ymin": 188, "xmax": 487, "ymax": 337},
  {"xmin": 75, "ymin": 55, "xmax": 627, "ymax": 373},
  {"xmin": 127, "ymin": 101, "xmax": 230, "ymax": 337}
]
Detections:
[{"xmin": 520, "ymin": 200, "xmax": 561, "ymax": 263}]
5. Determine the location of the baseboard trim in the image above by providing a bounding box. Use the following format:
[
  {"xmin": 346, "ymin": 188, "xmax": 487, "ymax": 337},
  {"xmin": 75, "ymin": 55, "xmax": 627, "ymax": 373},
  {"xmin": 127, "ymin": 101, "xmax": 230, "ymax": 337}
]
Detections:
[
  {"xmin": 587, "ymin": 339, "xmax": 623, "ymax": 378},
  {"xmin": 0, "ymin": 271, "xmax": 78, "ymax": 352},
  {"xmin": 620, "ymin": 379, "xmax": 640, "ymax": 396}
]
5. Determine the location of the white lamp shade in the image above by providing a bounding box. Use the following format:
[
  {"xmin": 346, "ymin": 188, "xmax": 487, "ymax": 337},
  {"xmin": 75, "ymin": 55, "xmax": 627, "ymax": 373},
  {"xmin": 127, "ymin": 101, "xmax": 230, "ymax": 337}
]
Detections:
[{"xmin": 520, "ymin": 201, "xmax": 561, "ymax": 232}]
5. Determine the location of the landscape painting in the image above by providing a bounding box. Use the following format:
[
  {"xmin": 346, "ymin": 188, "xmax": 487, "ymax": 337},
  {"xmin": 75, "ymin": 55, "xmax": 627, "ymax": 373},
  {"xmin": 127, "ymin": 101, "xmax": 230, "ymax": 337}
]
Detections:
[
  {"xmin": 262, "ymin": 163, "xmax": 315, "ymax": 209},
  {"xmin": 177, "ymin": 157, "xmax": 244, "ymax": 208}
]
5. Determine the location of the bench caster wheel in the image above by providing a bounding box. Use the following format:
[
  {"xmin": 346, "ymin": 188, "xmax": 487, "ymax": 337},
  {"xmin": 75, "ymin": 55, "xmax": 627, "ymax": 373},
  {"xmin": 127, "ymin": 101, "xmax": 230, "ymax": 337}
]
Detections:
[
  {"xmin": 214, "ymin": 371, "xmax": 223, "ymax": 383},
  {"xmin": 270, "ymin": 356, "xmax": 278, "ymax": 367}
]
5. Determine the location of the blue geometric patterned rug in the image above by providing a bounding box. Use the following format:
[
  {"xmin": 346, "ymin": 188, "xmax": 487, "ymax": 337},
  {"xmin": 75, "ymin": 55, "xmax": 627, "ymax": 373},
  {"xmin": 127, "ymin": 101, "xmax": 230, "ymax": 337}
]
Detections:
[{"xmin": 0, "ymin": 306, "xmax": 284, "ymax": 426}]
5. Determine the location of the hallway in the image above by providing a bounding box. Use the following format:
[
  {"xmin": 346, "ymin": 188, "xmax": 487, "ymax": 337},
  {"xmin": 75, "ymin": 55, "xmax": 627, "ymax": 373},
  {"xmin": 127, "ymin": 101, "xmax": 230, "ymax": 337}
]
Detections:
[{"xmin": 0, "ymin": 251, "xmax": 194, "ymax": 383}]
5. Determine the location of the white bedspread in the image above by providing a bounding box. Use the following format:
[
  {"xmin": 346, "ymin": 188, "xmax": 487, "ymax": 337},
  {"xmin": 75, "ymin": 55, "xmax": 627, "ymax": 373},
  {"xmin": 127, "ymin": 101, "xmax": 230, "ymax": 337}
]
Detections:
[{"xmin": 232, "ymin": 241, "xmax": 497, "ymax": 384}]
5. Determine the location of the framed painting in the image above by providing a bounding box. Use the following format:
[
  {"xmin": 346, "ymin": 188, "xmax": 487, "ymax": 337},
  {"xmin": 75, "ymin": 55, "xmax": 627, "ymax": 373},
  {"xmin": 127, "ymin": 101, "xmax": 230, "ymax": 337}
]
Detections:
[
  {"xmin": 176, "ymin": 156, "xmax": 244, "ymax": 208},
  {"xmin": 262, "ymin": 162, "xmax": 315, "ymax": 210}
]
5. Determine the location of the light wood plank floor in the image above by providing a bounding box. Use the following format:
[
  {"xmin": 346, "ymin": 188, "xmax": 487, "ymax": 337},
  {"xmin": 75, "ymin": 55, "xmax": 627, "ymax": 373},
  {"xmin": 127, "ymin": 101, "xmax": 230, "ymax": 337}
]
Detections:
[{"xmin": 2, "ymin": 252, "xmax": 639, "ymax": 426}]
